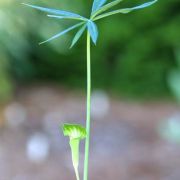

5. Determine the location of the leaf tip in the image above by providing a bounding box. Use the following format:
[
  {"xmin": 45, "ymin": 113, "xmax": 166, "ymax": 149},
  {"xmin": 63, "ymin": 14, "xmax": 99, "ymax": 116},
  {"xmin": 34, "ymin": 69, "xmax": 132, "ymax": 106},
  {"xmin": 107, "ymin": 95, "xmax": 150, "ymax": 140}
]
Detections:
[
  {"xmin": 21, "ymin": 3, "xmax": 29, "ymax": 6},
  {"xmin": 39, "ymin": 41, "xmax": 45, "ymax": 45},
  {"xmin": 69, "ymin": 45, "xmax": 73, "ymax": 49}
]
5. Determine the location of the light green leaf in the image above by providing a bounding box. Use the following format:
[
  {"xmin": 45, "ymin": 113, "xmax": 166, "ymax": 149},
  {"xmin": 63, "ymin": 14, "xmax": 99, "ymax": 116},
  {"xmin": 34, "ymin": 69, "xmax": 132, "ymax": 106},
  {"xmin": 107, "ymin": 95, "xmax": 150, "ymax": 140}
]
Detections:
[
  {"xmin": 39, "ymin": 22, "xmax": 84, "ymax": 44},
  {"xmin": 94, "ymin": 0, "xmax": 158, "ymax": 20},
  {"xmin": 70, "ymin": 24, "xmax": 87, "ymax": 48},
  {"xmin": 62, "ymin": 123, "xmax": 86, "ymax": 140},
  {"xmin": 62, "ymin": 124, "xmax": 86, "ymax": 180}
]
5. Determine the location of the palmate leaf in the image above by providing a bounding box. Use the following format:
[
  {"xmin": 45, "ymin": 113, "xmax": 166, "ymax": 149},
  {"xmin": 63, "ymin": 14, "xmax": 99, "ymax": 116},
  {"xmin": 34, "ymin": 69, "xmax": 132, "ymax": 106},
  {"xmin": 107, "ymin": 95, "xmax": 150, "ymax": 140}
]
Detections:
[
  {"xmin": 87, "ymin": 20, "xmax": 98, "ymax": 44},
  {"xmin": 91, "ymin": 0, "xmax": 107, "ymax": 14},
  {"xmin": 70, "ymin": 24, "xmax": 87, "ymax": 48},
  {"xmin": 39, "ymin": 22, "xmax": 84, "ymax": 44},
  {"xmin": 22, "ymin": 3, "xmax": 86, "ymax": 21},
  {"xmin": 94, "ymin": 0, "xmax": 158, "ymax": 20}
]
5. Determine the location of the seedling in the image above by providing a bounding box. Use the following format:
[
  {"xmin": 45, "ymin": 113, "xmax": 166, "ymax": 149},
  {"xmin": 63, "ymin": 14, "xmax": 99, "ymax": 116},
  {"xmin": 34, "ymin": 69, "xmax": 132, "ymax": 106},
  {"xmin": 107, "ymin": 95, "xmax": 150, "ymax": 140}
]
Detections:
[
  {"xmin": 22, "ymin": 0, "xmax": 158, "ymax": 179},
  {"xmin": 63, "ymin": 124, "xmax": 86, "ymax": 180}
]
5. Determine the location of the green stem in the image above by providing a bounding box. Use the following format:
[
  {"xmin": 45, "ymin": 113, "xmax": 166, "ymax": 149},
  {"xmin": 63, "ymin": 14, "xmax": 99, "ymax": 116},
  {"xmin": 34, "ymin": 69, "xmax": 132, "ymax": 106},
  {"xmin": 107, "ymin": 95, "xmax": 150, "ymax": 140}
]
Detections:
[
  {"xmin": 70, "ymin": 139, "xmax": 80, "ymax": 180},
  {"xmin": 75, "ymin": 167, "xmax": 80, "ymax": 180},
  {"xmin": 83, "ymin": 31, "xmax": 91, "ymax": 180}
]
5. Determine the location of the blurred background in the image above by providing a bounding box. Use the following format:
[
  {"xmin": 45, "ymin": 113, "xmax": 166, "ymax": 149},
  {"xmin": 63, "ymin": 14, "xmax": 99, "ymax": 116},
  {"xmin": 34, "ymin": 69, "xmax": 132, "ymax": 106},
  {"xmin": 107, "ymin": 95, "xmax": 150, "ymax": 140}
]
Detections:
[{"xmin": 0, "ymin": 0, "xmax": 180, "ymax": 179}]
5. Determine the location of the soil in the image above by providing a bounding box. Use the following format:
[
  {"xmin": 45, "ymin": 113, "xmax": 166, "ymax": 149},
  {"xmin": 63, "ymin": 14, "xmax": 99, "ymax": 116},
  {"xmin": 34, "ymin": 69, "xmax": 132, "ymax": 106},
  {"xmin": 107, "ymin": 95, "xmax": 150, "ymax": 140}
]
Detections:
[{"xmin": 0, "ymin": 85, "xmax": 180, "ymax": 180}]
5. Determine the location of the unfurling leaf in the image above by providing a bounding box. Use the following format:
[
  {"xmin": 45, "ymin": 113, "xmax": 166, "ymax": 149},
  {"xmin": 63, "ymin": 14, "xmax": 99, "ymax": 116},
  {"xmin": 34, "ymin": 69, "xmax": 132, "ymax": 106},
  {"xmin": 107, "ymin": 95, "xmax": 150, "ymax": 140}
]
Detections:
[
  {"xmin": 62, "ymin": 124, "xmax": 86, "ymax": 180},
  {"xmin": 87, "ymin": 21, "xmax": 98, "ymax": 44},
  {"xmin": 62, "ymin": 123, "xmax": 86, "ymax": 140}
]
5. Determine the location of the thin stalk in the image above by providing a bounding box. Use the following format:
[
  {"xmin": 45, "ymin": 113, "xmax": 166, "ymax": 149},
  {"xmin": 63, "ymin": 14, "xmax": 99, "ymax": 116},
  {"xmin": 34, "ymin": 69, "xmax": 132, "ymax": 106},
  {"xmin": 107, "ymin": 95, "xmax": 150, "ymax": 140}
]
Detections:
[
  {"xmin": 83, "ymin": 32, "xmax": 91, "ymax": 180},
  {"xmin": 75, "ymin": 167, "xmax": 80, "ymax": 180}
]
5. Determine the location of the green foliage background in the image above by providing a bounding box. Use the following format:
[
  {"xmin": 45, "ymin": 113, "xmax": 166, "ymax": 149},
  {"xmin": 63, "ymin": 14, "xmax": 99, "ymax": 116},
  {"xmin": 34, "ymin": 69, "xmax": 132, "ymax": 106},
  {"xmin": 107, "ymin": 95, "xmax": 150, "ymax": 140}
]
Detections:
[{"xmin": 0, "ymin": 0, "xmax": 180, "ymax": 100}]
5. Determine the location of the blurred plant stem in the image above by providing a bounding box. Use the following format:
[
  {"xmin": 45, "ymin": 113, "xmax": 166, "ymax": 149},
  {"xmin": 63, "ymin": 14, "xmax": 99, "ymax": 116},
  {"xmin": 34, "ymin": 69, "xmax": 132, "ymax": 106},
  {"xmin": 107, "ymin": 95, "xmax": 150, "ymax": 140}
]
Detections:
[
  {"xmin": 0, "ymin": 53, "xmax": 13, "ymax": 103},
  {"xmin": 83, "ymin": 32, "xmax": 91, "ymax": 180}
]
